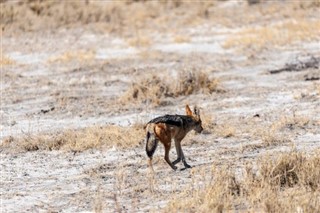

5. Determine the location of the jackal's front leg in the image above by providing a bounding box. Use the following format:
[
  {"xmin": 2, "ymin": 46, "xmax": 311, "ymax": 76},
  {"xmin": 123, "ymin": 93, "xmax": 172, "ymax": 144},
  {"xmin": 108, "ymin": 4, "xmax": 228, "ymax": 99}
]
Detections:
[
  {"xmin": 173, "ymin": 139, "xmax": 191, "ymax": 169},
  {"xmin": 164, "ymin": 143, "xmax": 177, "ymax": 170},
  {"xmin": 173, "ymin": 139, "xmax": 182, "ymax": 165}
]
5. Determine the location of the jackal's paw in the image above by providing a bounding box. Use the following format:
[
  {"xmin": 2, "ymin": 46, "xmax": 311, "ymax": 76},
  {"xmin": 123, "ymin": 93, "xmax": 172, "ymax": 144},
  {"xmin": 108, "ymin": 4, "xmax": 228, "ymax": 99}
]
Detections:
[
  {"xmin": 172, "ymin": 165, "xmax": 178, "ymax": 171},
  {"xmin": 179, "ymin": 164, "xmax": 192, "ymax": 171},
  {"xmin": 184, "ymin": 164, "xmax": 192, "ymax": 169},
  {"xmin": 172, "ymin": 158, "xmax": 181, "ymax": 165}
]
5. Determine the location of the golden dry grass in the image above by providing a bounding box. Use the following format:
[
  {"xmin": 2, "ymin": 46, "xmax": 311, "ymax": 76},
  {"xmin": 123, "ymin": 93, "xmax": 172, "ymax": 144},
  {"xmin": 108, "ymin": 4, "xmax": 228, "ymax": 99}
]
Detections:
[
  {"xmin": 214, "ymin": 123, "xmax": 236, "ymax": 138},
  {"xmin": 2, "ymin": 0, "xmax": 319, "ymax": 39},
  {"xmin": 173, "ymin": 35, "xmax": 191, "ymax": 43},
  {"xmin": 317, "ymin": 84, "xmax": 320, "ymax": 95},
  {"xmin": 0, "ymin": 55, "xmax": 16, "ymax": 65},
  {"xmin": 175, "ymin": 69, "xmax": 220, "ymax": 96},
  {"xmin": 47, "ymin": 50, "xmax": 96, "ymax": 63},
  {"xmin": 223, "ymin": 19, "xmax": 320, "ymax": 51},
  {"xmin": 120, "ymin": 70, "xmax": 220, "ymax": 106},
  {"xmin": 1, "ymin": 1, "xmax": 209, "ymax": 35},
  {"xmin": 1, "ymin": 125, "xmax": 144, "ymax": 153},
  {"xmin": 127, "ymin": 35, "xmax": 152, "ymax": 47},
  {"xmin": 259, "ymin": 152, "xmax": 320, "ymax": 190},
  {"xmin": 253, "ymin": 114, "xmax": 311, "ymax": 146},
  {"xmin": 120, "ymin": 74, "xmax": 171, "ymax": 106},
  {"xmin": 255, "ymin": 122, "xmax": 291, "ymax": 146},
  {"xmin": 167, "ymin": 150, "xmax": 320, "ymax": 212},
  {"xmin": 168, "ymin": 166, "xmax": 239, "ymax": 212}
]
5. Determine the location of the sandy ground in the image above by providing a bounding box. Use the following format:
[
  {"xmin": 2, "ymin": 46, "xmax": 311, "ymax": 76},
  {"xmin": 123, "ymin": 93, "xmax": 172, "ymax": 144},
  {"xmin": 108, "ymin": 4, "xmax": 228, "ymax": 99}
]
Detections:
[{"xmin": 1, "ymin": 1, "xmax": 320, "ymax": 212}]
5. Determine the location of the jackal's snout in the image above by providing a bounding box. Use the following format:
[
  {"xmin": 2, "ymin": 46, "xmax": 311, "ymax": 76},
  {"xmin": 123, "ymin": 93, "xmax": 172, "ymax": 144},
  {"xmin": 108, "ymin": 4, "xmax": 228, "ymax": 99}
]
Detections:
[{"xmin": 195, "ymin": 121, "xmax": 203, "ymax": 133}]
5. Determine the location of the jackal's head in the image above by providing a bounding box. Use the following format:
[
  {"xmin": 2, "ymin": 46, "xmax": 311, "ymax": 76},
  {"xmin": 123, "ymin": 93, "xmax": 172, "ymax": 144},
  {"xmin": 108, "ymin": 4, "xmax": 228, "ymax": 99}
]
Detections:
[{"xmin": 186, "ymin": 105, "xmax": 203, "ymax": 133}]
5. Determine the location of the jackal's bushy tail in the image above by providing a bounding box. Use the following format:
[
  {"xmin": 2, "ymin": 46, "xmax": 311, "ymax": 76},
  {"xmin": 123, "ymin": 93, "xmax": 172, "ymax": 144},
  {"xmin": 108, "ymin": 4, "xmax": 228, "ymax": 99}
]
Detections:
[{"xmin": 146, "ymin": 131, "xmax": 158, "ymax": 158}]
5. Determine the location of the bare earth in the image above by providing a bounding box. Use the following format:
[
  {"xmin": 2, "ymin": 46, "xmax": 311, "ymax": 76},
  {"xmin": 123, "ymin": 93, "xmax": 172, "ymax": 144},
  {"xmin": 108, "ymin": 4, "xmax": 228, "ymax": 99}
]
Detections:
[{"xmin": 1, "ymin": 1, "xmax": 320, "ymax": 212}]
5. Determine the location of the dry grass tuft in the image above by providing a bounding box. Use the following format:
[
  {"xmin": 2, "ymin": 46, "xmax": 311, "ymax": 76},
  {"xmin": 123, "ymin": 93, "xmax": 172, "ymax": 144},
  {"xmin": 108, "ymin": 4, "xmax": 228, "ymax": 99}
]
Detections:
[
  {"xmin": 167, "ymin": 150, "xmax": 320, "ymax": 212},
  {"xmin": 174, "ymin": 69, "xmax": 220, "ymax": 96},
  {"xmin": 258, "ymin": 127, "xmax": 290, "ymax": 146},
  {"xmin": 1, "ymin": 125, "xmax": 144, "ymax": 153},
  {"xmin": 120, "ymin": 69, "xmax": 220, "ymax": 106},
  {"xmin": 254, "ymin": 114, "xmax": 310, "ymax": 146},
  {"xmin": 173, "ymin": 35, "xmax": 191, "ymax": 43},
  {"xmin": 317, "ymin": 84, "xmax": 320, "ymax": 95},
  {"xmin": 1, "ymin": 1, "xmax": 214, "ymax": 35},
  {"xmin": 256, "ymin": 113, "xmax": 312, "ymax": 146},
  {"xmin": 127, "ymin": 36, "xmax": 152, "ymax": 47},
  {"xmin": 0, "ymin": 55, "xmax": 16, "ymax": 65},
  {"xmin": 120, "ymin": 74, "xmax": 172, "ymax": 106},
  {"xmin": 214, "ymin": 123, "xmax": 236, "ymax": 138},
  {"xmin": 47, "ymin": 50, "xmax": 96, "ymax": 63},
  {"xmin": 258, "ymin": 152, "xmax": 320, "ymax": 190},
  {"xmin": 167, "ymin": 166, "xmax": 241, "ymax": 212}
]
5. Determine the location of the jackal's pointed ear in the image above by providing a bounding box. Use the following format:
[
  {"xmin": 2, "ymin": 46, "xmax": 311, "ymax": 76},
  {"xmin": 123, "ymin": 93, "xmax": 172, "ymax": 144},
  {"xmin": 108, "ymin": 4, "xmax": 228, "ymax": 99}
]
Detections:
[
  {"xmin": 193, "ymin": 106, "xmax": 200, "ymax": 117},
  {"xmin": 185, "ymin": 105, "xmax": 193, "ymax": 116}
]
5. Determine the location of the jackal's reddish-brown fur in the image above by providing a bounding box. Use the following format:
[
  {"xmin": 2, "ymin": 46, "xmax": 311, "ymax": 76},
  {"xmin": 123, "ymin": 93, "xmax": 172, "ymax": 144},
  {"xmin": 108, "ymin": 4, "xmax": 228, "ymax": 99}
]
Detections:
[{"xmin": 145, "ymin": 105, "xmax": 203, "ymax": 171}]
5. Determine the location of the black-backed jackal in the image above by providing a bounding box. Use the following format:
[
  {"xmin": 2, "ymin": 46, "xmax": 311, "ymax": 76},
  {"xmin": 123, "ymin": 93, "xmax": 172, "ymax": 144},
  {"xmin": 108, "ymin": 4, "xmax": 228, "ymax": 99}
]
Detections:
[{"xmin": 145, "ymin": 105, "xmax": 203, "ymax": 171}]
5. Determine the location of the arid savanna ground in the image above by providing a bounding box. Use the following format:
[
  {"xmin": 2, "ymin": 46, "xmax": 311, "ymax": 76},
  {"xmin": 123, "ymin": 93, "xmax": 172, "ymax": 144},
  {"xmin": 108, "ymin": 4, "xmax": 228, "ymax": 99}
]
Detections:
[{"xmin": 1, "ymin": 0, "xmax": 320, "ymax": 212}]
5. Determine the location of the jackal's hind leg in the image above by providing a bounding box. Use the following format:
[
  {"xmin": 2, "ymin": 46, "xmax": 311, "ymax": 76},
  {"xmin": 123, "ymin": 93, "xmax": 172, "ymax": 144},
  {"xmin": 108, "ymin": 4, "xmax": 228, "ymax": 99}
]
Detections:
[{"xmin": 164, "ymin": 143, "xmax": 177, "ymax": 170}]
